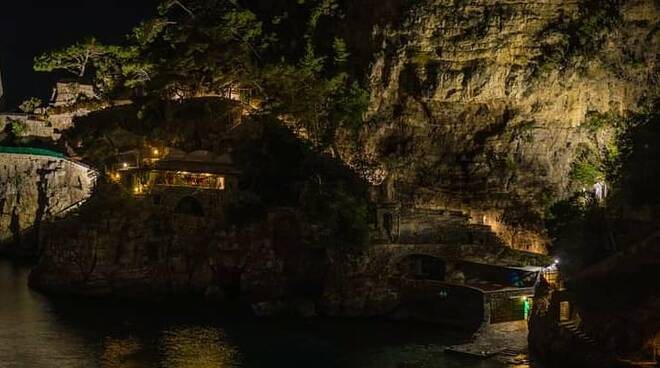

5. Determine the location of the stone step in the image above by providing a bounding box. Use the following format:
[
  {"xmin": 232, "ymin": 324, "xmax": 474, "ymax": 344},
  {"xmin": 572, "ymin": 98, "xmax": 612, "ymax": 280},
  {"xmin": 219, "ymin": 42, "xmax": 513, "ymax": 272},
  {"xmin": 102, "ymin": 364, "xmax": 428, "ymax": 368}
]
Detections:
[{"xmin": 560, "ymin": 322, "xmax": 599, "ymax": 346}]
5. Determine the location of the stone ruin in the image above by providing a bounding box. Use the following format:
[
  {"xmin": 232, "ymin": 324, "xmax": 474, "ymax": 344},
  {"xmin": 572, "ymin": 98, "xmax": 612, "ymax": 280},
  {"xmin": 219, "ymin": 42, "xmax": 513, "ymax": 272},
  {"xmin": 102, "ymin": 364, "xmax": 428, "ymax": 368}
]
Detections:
[{"xmin": 49, "ymin": 81, "xmax": 97, "ymax": 107}]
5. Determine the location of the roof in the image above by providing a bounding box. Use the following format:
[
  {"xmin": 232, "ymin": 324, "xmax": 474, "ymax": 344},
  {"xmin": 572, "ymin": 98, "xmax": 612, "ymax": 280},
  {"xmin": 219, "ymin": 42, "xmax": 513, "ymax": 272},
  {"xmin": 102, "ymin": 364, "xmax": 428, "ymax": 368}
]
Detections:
[
  {"xmin": 506, "ymin": 266, "xmax": 545, "ymax": 272},
  {"xmin": 155, "ymin": 150, "xmax": 240, "ymax": 175},
  {"xmin": 163, "ymin": 149, "xmax": 234, "ymax": 164},
  {"xmin": 0, "ymin": 146, "xmax": 65, "ymax": 159}
]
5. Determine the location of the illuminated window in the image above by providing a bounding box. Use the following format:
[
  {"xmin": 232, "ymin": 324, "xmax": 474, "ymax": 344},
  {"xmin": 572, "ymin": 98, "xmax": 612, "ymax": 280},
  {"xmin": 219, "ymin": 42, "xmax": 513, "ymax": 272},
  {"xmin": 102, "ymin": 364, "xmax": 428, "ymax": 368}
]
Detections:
[
  {"xmin": 150, "ymin": 171, "xmax": 226, "ymax": 190},
  {"xmin": 560, "ymin": 301, "xmax": 571, "ymax": 321}
]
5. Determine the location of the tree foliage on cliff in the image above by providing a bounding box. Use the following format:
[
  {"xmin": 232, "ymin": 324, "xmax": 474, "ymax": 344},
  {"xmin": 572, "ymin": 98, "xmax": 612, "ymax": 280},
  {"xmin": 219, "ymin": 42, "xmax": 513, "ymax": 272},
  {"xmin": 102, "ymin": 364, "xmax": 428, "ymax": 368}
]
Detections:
[
  {"xmin": 35, "ymin": 0, "xmax": 371, "ymax": 247},
  {"xmin": 34, "ymin": 0, "xmax": 367, "ymax": 151},
  {"xmin": 547, "ymin": 106, "xmax": 660, "ymax": 274}
]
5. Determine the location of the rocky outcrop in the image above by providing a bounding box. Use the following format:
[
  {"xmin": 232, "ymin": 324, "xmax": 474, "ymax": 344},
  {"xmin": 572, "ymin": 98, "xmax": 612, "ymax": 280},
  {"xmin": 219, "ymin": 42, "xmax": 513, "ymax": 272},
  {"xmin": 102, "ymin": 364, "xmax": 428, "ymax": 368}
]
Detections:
[
  {"xmin": 0, "ymin": 153, "xmax": 96, "ymax": 254},
  {"xmin": 0, "ymin": 114, "xmax": 60, "ymax": 140},
  {"xmin": 343, "ymin": 0, "xmax": 659, "ymax": 249},
  {"xmin": 29, "ymin": 201, "xmax": 324, "ymax": 303},
  {"xmin": 29, "ymin": 185, "xmax": 549, "ymax": 323}
]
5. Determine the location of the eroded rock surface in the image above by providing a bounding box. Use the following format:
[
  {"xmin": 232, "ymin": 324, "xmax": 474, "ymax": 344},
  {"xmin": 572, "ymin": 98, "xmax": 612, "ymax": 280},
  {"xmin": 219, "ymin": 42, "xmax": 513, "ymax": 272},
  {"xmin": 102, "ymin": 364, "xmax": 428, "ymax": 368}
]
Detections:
[
  {"xmin": 344, "ymin": 0, "xmax": 659, "ymax": 249},
  {"xmin": 0, "ymin": 153, "xmax": 96, "ymax": 254}
]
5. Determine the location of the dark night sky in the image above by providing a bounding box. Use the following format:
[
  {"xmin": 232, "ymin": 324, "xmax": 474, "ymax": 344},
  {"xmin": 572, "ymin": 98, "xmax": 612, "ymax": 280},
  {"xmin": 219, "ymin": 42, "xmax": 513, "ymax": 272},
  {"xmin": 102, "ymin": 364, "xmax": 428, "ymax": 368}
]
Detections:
[{"xmin": 0, "ymin": 0, "xmax": 158, "ymax": 108}]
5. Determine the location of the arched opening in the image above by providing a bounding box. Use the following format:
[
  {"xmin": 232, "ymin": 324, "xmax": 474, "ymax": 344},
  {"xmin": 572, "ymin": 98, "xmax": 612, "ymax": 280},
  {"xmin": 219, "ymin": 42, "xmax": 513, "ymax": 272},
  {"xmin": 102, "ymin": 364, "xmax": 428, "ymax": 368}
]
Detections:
[
  {"xmin": 398, "ymin": 255, "xmax": 446, "ymax": 281},
  {"xmin": 175, "ymin": 196, "xmax": 204, "ymax": 217}
]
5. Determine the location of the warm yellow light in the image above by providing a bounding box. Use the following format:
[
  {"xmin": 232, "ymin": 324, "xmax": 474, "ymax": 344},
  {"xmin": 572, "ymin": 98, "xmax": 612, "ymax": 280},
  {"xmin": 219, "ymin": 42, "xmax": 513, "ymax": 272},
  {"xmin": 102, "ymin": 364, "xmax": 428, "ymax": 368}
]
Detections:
[
  {"xmin": 521, "ymin": 296, "xmax": 528, "ymax": 301},
  {"xmin": 114, "ymin": 173, "xmax": 121, "ymax": 180},
  {"xmin": 153, "ymin": 148, "xmax": 159, "ymax": 156},
  {"xmin": 123, "ymin": 162, "xmax": 129, "ymax": 168}
]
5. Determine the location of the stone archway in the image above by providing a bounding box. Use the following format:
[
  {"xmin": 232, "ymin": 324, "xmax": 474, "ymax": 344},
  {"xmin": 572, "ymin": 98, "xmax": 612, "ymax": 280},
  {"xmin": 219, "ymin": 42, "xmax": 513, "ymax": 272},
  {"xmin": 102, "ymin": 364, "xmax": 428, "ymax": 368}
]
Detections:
[{"xmin": 175, "ymin": 196, "xmax": 205, "ymax": 217}]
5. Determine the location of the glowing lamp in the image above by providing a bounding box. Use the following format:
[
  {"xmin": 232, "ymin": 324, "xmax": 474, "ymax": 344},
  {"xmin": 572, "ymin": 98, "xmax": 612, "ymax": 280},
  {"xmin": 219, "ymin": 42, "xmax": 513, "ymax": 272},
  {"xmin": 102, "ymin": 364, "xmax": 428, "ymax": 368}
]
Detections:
[
  {"xmin": 153, "ymin": 148, "xmax": 159, "ymax": 156},
  {"xmin": 122, "ymin": 162, "xmax": 129, "ymax": 168},
  {"xmin": 554, "ymin": 258, "xmax": 560, "ymax": 265}
]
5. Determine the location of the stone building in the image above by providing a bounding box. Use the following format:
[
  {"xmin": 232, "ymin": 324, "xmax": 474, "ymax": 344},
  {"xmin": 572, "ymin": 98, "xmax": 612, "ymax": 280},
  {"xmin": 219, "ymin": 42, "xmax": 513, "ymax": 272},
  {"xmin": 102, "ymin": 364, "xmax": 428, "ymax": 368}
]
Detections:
[
  {"xmin": 49, "ymin": 81, "xmax": 97, "ymax": 107},
  {"xmin": 114, "ymin": 148, "xmax": 240, "ymax": 219}
]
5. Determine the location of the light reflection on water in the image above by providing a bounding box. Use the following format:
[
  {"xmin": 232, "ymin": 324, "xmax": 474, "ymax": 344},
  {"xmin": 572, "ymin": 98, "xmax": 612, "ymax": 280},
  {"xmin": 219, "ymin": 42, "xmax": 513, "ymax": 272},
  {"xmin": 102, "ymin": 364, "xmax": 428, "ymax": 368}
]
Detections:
[
  {"xmin": 0, "ymin": 259, "xmax": 532, "ymax": 368},
  {"xmin": 99, "ymin": 327, "xmax": 240, "ymax": 368},
  {"xmin": 159, "ymin": 327, "xmax": 240, "ymax": 368}
]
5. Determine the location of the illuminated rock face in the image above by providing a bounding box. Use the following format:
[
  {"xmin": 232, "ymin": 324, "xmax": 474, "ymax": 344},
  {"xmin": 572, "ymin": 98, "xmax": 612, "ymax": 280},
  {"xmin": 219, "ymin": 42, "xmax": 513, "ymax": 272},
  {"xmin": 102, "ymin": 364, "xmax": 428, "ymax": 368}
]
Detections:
[
  {"xmin": 343, "ymin": 0, "xmax": 660, "ymax": 251},
  {"xmin": 0, "ymin": 154, "xmax": 96, "ymax": 254}
]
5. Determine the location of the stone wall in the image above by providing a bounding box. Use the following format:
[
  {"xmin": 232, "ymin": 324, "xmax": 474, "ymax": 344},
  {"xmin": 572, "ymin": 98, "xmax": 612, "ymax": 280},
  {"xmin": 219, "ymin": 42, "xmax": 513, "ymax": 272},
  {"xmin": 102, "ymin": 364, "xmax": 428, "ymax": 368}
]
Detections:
[
  {"xmin": 320, "ymin": 242, "xmax": 548, "ymax": 318},
  {"xmin": 0, "ymin": 154, "xmax": 96, "ymax": 254},
  {"xmin": 0, "ymin": 114, "xmax": 59, "ymax": 140},
  {"xmin": 50, "ymin": 82, "xmax": 97, "ymax": 108}
]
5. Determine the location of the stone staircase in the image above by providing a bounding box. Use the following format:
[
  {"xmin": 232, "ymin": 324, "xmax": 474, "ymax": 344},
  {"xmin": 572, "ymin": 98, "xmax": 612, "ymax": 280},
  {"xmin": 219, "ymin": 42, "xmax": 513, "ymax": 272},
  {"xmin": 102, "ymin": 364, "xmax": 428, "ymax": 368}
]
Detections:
[
  {"xmin": 394, "ymin": 207, "xmax": 508, "ymax": 249},
  {"xmin": 559, "ymin": 320, "xmax": 599, "ymax": 346}
]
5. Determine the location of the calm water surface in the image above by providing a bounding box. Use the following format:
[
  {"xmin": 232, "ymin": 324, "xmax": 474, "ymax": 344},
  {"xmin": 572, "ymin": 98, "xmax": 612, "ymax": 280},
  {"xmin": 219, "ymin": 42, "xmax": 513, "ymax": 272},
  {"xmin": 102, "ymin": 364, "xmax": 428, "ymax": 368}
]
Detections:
[{"xmin": 0, "ymin": 259, "xmax": 530, "ymax": 368}]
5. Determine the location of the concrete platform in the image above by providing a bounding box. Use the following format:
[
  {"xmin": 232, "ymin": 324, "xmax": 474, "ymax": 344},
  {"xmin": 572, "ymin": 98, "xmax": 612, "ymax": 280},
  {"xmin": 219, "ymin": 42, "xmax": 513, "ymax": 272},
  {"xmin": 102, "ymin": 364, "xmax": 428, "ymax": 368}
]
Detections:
[{"xmin": 445, "ymin": 320, "xmax": 529, "ymax": 361}]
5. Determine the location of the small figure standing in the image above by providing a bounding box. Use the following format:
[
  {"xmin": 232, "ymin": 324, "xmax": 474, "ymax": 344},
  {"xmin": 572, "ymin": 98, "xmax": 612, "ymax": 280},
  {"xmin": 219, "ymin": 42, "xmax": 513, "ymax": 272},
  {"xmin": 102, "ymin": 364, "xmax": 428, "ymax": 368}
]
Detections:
[{"xmin": 593, "ymin": 180, "xmax": 608, "ymax": 202}]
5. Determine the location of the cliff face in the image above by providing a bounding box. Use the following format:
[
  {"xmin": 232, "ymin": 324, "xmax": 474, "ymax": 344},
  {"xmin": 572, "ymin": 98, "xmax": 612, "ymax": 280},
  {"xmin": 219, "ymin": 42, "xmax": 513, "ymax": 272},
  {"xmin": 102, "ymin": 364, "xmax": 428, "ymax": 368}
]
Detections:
[
  {"xmin": 29, "ymin": 198, "xmax": 326, "ymax": 305},
  {"xmin": 345, "ymin": 0, "xmax": 659, "ymax": 250},
  {"xmin": 0, "ymin": 154, "xmax": 96, "ymax": 254}
]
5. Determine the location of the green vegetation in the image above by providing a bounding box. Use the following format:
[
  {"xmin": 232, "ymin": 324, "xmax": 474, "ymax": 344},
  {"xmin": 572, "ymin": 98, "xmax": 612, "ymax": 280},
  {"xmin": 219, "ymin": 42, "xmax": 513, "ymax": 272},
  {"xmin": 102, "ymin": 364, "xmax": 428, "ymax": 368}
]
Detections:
[
  {"xmin": 18, "ymin": 97, "xmax": 43, "ymax": 114},
  {"xmin": 504, "ymin": 155, "xmax": 517, "ymax": 172},
  {"xmin": 545, "ymin": 191, "xmax": 605, "ymax": 275},
  {"xmin": 507, "ymin": 120, "xmax": 537, "ymax": 143},
  {"xmin": 612, "ymin": 107, "xmax": 660, "ymax": 206},
  {"xmin": 34, "ymin": 0, "xmax": 368, "ymax": 152},
  {"xmin": 9, "ymin": 119, "xmax": 27, "ymax": 137},
  {"xmin": 232, "ymin": 119, "xmax": 371, "ymax": 248},
  {"xmin": 583, "ymin": 111, "xmax": 623, "ymax": 132},
  {"xmin": 568, "ymin": 111, "xmax": 628, "ymax": 187},
  {"xmin": 569, "ymin": 143, "xmax": 604, "ymax": 186},
  {"xmin": 547, "ymin": 106, "xmax": 660, "ymax": 274}
]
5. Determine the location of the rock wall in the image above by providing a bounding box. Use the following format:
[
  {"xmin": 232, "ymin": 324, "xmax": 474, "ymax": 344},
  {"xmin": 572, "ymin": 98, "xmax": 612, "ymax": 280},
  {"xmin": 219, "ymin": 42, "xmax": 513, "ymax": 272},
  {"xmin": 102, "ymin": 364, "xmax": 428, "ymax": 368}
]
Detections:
[
  {"xmin": 0, "ymin": 154, "xmax": 96, "ymax": 254},
  {"xmin": 0, "ymin": 114, "xmax": 60, "ymax": 140},
  {"xmin": 29, "ymin": 202, "xmax": 323, "ymax": 303},
  {"xmin": 528, "ymin": 279, "xmax": 626, "ymax": 367},
  {"xmin": 29, "ymin": 188, "xmax": 549, "ymax": 322},
  {"xmin": 344, "ymin": 0, "xmax": 659, "ymax": 245}
]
